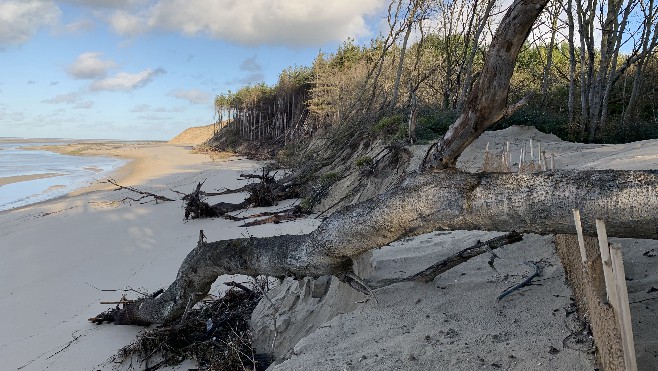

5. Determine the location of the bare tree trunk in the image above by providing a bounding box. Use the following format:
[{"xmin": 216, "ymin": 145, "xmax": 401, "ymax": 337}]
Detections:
[
  {"xmin": 540, "ymin": 0, "xmax": 560, "ymax": 97},
  {"xmin": 567, "ymin": 0, "xmax": 577, "ymax": 129},
  {"xmin": 455, "ymin": 0, "xmax": 497, "ymax": 112},
  {"xmin": 113, "ymin": 169, "xmax": 658, "ymax": 324},
  {"xmin": 424, "ymin": 0, "xmax": 548, "ymax": 169},
  {"xmin": 390, "ymin": 7, "xmax": 415, "ymax": 109}
]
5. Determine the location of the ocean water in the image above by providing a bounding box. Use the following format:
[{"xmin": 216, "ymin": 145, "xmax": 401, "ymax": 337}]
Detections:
[{"xmin": 0, "ymin": 139, "xmax": 127, "ymax": 211}]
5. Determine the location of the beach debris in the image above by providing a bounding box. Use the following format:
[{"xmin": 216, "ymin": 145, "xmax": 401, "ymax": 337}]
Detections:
[
  {"xmin": 408, "ymin": 231, "xmax": 523, "ymax": 284},
  {"xmin": 497, "ymin": 261, "xmax": 541, "ymax": 301},
  {"xmin": 105, "ymin": 178, "xmax": 174, "ymax": 204},
  {"xmin": 182, "ymin": 166, "xmax": 313, "ymax": 226},
  {"xmin": 105, "ymin": 282, "xmax": 272, "ymax": 371}
]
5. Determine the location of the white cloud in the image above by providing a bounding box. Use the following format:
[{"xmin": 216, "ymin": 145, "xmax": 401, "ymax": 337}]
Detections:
[
  {"xmin": 169, "ymin": 89, "xmax": 210, "ymax": 105},
  {"xmin": 42, "ymin": 92, "xmax": 81, "ymax": 104},
  {"xmin": 0, "ymin": 0, "xmax": 61, "ymax": 45},
  {"xmin": 130, "ymin": 103, "xmax": 185, "ymax": 112},
  {"xmin": 130, "ymin": 103, "xmax": 151, "ymax": 112},
  {"xmin": 108, "ymin": 0, "xmax": 385, "ymax": 45},
  {"xmin": 231, "ymin": 55, "xmax": 265, "ymax": 84},
  {"xmin": 109, "ymin": 10, "xmax": 148, "ymax": 36},
  {"xmin": 57, "ymin": 18, "xmax": 95, "ymax": 34},
  {"xmin": 68, "ymin": 52, "xmax": 118, "ymax": 79},
  {"xmin": 74, "ymin": 100, "xmax": 94, "ymax": 109},
  {"xmin": 59, "ymin": 0, "xmax": 147, "ymax": 9},
  {"xmin": 90, "ymin": 67, "xmax": 165, "ymax": 91}
]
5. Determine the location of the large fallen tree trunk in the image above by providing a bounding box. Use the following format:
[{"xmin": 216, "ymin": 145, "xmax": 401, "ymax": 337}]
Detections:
[
  {"xmin": 106, "ymin": 0, "xmax": 656, "ymax": 326},
  {"xmin": 112, "ymin": 169, "xmax": 658, "ymax": 324}
]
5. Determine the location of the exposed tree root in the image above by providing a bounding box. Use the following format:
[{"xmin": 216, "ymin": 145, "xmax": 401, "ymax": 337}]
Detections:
[
  {"xmin": 182, "ymin": 166, "xmax": 306, "ymax": 221},
  {"xmin": 109, "ymin": 285, "xmax": 272, "ymax": 371}
]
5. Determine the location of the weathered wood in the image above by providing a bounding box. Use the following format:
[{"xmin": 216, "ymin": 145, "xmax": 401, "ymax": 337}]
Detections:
[
  {"xmin": 109, "ymin": 169, "xmax": 658, "ymax": 325},
  {"xmin": 610, "ymin": 244, "xmax": 638, "ymax": 371},
  {"xmin": 408, "ymin": 231, "xmax": 523, "ymax": 283},
  {"xmin": 596, "ymin": 219, "xmax": 618, "ymax": 305},
  {"xmin": 573, "ymin": 209, "xmax": 588, "ymax": 263}
]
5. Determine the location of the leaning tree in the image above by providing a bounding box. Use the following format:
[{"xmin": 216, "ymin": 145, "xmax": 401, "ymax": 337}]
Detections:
[{"xmin": 107, "ymin": 0, "xmax": 658, "ymax": 325}]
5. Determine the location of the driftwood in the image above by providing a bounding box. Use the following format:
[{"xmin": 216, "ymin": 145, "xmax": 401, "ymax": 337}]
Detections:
[
  {"xmin": 182, "ymin": 167, "xmax": 304, "ymax": 222},
  {"xmin": 497, "ymin": 261, "xmax": 542, "ymax": 300},
  {"xmin": 408, "ymin": 231, "xmax": 523, "ymax": 283},
  {"xmin": 106, "ymin": 178, "xmax": 174, "ymax": 204},
  {"xmin": 183, "ymin": 181, "xmax": 250, "ymax": 220},
  {"xmin": 112, "ymin": 286, "xmax": 272, "ymax": 371}
]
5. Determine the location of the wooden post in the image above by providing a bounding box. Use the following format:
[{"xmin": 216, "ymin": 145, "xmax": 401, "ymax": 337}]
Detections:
[
  {"xmin": 572, "ymin": 209, "xmax": 588, "ymax": 263},
  {"xmin": 609, "ymin": 244, "xmax": 638, "ymax": 371},
  {"xmin": 595, "ymin": 219, "xmax": 618, "ymax": 307}
]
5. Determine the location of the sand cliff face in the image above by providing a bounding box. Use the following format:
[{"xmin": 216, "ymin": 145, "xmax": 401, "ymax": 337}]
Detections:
[{"xmin": 169, "ymin": 123, "xmax": 216, "ymax": 145}]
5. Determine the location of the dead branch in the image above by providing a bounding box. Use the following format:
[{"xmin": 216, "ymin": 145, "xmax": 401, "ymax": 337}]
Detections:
[
  {"xmin": 410, "ymin": 231, "xmax": 523, "ymax": 283},
  {"xmin": 370, "ymin": 231, "xmax": 523, "ymax": 288},
  {"xmin": 497, "ymin": 261, "xmax": 541, "ymax": 300},
  {"xmin": 105, "ymin": 178, "xmax": 174, "ymax": 203}
]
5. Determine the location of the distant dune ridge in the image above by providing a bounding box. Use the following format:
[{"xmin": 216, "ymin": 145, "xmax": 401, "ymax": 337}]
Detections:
[{"xmin": 169, "ymin": 123, "xmax": 216, "ymax": 145}]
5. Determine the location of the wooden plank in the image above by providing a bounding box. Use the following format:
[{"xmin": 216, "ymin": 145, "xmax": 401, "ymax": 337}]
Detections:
[
  {"xmin": 610, "ymin": 244, "xmax": 638, "ymax": 371},
  {"xmin": 596, "ymin": 219, "xmax": 618, "ymax": 307},
  {"xmin": 572, "ymin": 209, "xmax": 588, "ymax": 263}
]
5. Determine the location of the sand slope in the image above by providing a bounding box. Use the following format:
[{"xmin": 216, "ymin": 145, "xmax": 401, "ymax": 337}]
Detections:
[
  {"xmin": 168, "ymin": 123, "xmax": 216, "ymax": 145},
  {"xmin": 262, "ymin": 126, "xmax": 658, "ymax": 370}
]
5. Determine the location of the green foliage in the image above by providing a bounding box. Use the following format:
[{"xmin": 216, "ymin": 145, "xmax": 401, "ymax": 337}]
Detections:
[
  {"xmin": 211, "ymin": 19, "xmax": 658, "ymax": 153},
  {"xmin": 354, "ymin": 156, "xmax": 373, "ymax": 168},
  {"xmin": 414, "ymin": 110, "xmax": 457, "ymax": 142},
  {"xmin": 373, "ymin": 114, "xmax": 405, "ymax": 135}
]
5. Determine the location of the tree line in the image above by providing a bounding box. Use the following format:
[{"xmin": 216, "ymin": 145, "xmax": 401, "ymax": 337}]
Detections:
[{"xmin": 211, "ymin": 0, "xmax": 658, "ymax": 150}]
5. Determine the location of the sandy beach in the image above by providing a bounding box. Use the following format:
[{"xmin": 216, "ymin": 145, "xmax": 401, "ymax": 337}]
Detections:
[
  {"xmin": 1, "ymin": 129, "xmax": 657, "ymax": 370},
  {"xmin": 0, "ymin": 142, "xmax": 318, "ymax": 370}
]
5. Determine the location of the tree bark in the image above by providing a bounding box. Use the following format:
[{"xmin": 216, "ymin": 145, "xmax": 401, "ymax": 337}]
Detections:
[
  {"xmin": 112, "ymin": 169, "xmax": 658, "ymax": 324},
  {"xmin": 424, "ymin": 0, "xmax": 549, "ymax": 169}
]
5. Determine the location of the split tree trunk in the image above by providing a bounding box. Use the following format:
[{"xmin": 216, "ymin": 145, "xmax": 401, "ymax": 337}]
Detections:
[
  {"xmin": 114, "ymin": 169, "xmax": 658, "ymax": 324},
  {"xmin": 425, "ymin": 0, "xmax": 548, "ymax": 169}
]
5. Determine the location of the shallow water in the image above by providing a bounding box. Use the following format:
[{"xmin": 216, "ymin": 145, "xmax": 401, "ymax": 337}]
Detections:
[{"xmin": 0, "ymin": 139, "xmax": 127, "ymax": 211}]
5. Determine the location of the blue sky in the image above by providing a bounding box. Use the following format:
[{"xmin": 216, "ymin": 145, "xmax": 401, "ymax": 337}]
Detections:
[{"xmin": 0, "ymin": 0, "xmax": 387, "ymax": 140}]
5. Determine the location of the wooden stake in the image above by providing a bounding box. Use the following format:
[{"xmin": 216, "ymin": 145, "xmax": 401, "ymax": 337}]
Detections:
[
  {"xmin": 551, "ymin": 153, "xmax": 555, "ymax": 171},
  {"xmin": 572, "ymin": 209, "xmax": 587, "ymax": 263},
  {"xmin": 610, "ymin": 244, "xmax": 638, "ymax": 371},
  {"xmin": 596, "ymin": 219, "xmax": 618, "ymax": 306}
]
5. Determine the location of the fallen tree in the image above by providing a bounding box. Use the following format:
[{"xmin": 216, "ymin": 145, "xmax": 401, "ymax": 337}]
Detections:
[
  {"xmin": 111, "ymin": 169, "xmax": 658, "ymax": 325},
  {"xmin": 100, "ymin": 0, "xmax": 658, "ymax": 326},
  {"xmin": 182, "ymin": 167, "xmax": 306, "ymax": 221}
]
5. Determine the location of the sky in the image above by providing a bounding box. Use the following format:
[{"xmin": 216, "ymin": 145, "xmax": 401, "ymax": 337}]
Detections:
[{"xmin": 0, "ymin": 0, "xmax": 388, "ymax": 140}]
